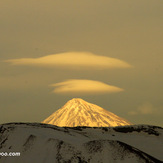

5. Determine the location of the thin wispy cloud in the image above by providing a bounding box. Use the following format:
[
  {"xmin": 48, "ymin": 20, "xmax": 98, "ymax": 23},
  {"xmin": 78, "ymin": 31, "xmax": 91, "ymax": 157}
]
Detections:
[
  {"xmin": 5, "ymin": 52, "xmax": 132, "ymax": 69},
  {"xmin": 128, "ymin": 102, "xmax": 155, "ymax": 115},
  {"xmin": 50, "ymin": 79, "xmax": 124, "ymax": 95}
]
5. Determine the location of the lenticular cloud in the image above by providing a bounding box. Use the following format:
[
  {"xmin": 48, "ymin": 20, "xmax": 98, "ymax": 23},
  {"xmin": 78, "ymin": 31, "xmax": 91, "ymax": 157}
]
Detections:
[
  {"xmin": 50, "ymin": 79, "xmax": 124, "ymax": 95},
  {"xmin": 5, "ymin": 52, "xmax": 132, "ymax": 69}
]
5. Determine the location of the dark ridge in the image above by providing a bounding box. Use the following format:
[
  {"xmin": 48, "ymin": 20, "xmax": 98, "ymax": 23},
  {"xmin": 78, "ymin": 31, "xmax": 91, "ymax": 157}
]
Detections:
[
  {"xmin": 116, "ymin": 141, "xmax": 163, "ymax": 163},
  {"xmin": 1, "ymin": 122, "xmax": 162, "ymax": 129},
  {"xmin": 102, "ymin": 128, "xmax": 108, "ymax": 132},
  {"xmin": 0, "ymin": 122, "xmax": 66, "ymax": 132},
  {"xmin": 0, "ymin": 123, "xmax": 162, "ymax": 136},
  {"xmin": 55, "ymin": 140, "xmax": 87, "ymax": 163},
  {"xmin": 85, "ymin": 140, "xmax": 103, "ymax": 153},
  {"xmin": 23, "ymin": 135, "xmax": 36, "ymax": 152},
  {"xmin": 0, "ymin": 137, "xmax": 8, "ymax": 149},
  {"xmin": 56, "ymin": 141, "xmax": 64, "ymax": 162},
  {"xmin": 113, "ymin": 125, "xmax": 162, "ymax": 136},
  {"xmin": 0, "ymin": 125, "xmax": 15, "ymax": 134},
  {"xmin": 84, "ymin": 140, "xmax": 162, "ymax": 163}
]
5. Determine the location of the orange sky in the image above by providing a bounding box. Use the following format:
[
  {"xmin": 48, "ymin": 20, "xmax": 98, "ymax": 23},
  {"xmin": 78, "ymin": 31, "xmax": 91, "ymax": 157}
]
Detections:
[{"xmin": 0, "ymin": 0, "xmax": 163, "ymax": 127}]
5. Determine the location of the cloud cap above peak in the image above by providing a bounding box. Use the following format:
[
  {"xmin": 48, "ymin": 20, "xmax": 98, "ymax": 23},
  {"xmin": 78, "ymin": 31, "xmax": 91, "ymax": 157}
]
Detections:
[
  {"xmin": 5, "ymin": 52, "xmax": 132, "ymax": 69},
  {"xmin": 50, "ymin": 79, "xmax": 124, "ymax": 95}
]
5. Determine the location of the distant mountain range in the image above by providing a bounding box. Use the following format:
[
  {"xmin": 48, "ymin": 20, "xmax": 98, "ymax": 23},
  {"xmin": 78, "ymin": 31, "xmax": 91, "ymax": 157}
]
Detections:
[{"xmin": 42, "ymin": 98, "xmax": 132, "ymax": 127}]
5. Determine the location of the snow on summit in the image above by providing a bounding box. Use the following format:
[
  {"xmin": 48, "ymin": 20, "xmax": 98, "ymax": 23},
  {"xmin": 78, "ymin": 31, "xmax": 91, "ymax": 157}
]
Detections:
[{"xmin": 42, "ymin": 98, "xmax": 132, "ymax": 127}]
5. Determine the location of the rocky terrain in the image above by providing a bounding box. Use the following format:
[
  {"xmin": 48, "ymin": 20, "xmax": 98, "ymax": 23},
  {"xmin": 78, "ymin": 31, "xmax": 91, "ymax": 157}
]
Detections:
[{"xmin": 0, "ymin": 123, "xmax": 162, "ymax": 163}]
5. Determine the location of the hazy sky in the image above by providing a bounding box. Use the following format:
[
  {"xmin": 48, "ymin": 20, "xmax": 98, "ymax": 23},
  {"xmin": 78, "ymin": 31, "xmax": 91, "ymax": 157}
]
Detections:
[{"xmin": 1, "ymin": 0, "xmax": 163, "ymax": 127}]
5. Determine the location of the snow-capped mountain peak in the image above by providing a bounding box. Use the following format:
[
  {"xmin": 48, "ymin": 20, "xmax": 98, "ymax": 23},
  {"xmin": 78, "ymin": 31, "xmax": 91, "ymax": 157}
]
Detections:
[{"xmin": 42, "ymin": 98, "xmax": 132, "ymax": 127}]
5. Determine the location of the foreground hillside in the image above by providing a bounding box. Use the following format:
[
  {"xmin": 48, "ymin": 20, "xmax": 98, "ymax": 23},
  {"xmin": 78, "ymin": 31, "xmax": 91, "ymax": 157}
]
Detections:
[{"xmin": 0, "ymin": 123, "xmax": 162, "ymax": 163}]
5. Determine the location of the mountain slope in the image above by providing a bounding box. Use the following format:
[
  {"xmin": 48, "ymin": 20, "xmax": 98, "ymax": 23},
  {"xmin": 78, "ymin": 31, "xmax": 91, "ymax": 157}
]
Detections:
[
  {"xmin": 0, "ymin": 123, "xmax": 162, "ymax": 163},
  {"xmin": 42, "ymin": 98, "xmax": 132, "ymax": 127}
]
